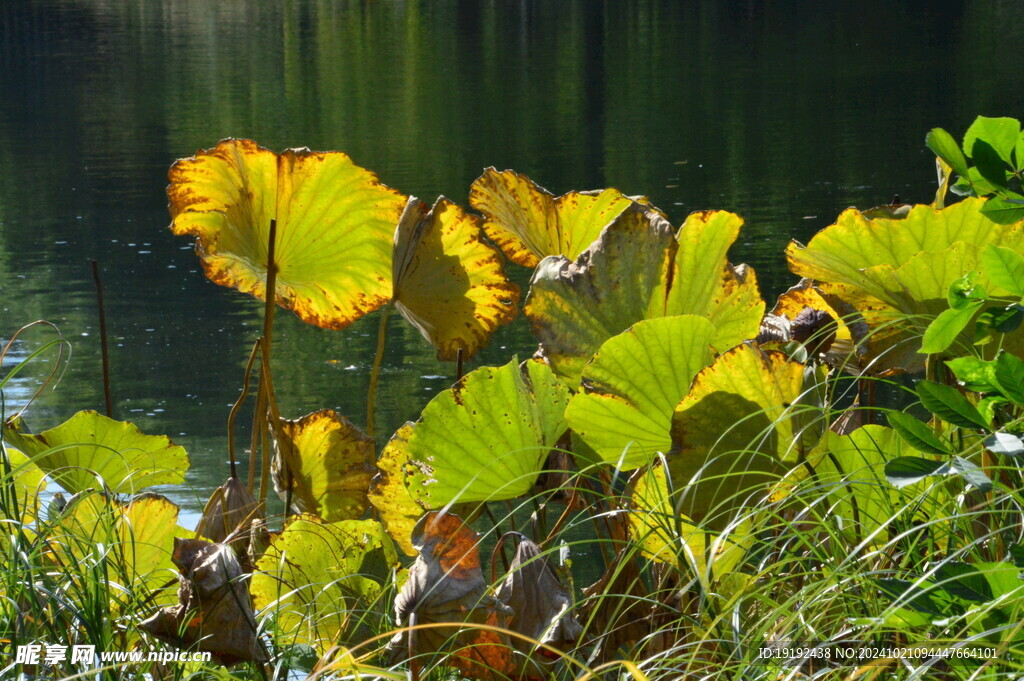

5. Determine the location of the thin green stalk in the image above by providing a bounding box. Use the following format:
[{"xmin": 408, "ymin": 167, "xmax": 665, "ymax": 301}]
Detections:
[{"xmin": 366, "ymin": 304, "xmax": 391, "ymax": 439}]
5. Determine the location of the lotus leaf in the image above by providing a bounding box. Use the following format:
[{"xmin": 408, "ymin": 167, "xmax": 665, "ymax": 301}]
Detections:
[
  {"xmin": 801, "ymin": 426, "xmax": 950, "ymax": 543},
  {"xmin": 787, "ymin": 198, "xmax": 1024, "ymax": 369},
  {"xmin": 368, "ymin": 423, "xmax": 423, "ymax": 556},
  {"xmin": 168, "ymin": 138, "xmax": 406, "ymax": 329},
  {"xmin": 669, "ymin": 344, "xmax": 807, "ymax": 526},
  {"xmin": 629, "ymin": 465, "xmax": 749, "ymax": 586},
  {"xmin": 469, "ymin": 167, "xmax": 647, "ymax": 268},
  {"xmin": 392, "ymin": 196, "xmax": 520, "ymax": 360},
  {"xmin": 402, "ymin": 359, "xmax": 570, "ymax": 506},
  {"xmin": 565, "ymin": 315, "xmax": 716, "ymax": 469},
  {"xmin": 48, "ymin": 492, "xmax": 191, "ymax": 608},
  {"xmin": 527, "ymin": 204, "xmax": 764, "ymax": 385},
  {"xmin": 142, "ymin": 537, "xmax": 266, "ymax": 663},
  {"xmin": 250, "ymin": 515, "xmax": 398, "ymax": 653},
  {"xmin": 272, "ymin": 409, "xmax": 375, "ymax": 522},
  {"xmin": 388, "ymin": 512, "xmax": 515, "ymax": 681},
  {"xmin": 3, "ymin": 410, "xmax": 188, "ymax": 495},
  {"xmin": 0, "ymin": 445, "xmax": 47, "ymax": 522}
]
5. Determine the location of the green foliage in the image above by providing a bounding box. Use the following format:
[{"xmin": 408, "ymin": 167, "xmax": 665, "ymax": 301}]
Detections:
[
  {"xmin": 928, "ymin": 115, "xmax": 1024, "ymax": 224},
  {"xmin": 11, "ymin": 118, "xmax": 1024, "ymax": 680}
]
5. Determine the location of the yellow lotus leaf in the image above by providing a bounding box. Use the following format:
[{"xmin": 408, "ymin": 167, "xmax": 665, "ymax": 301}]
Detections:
[
  {"xmin": 630, "ymin": 465, "xmax": 751, "ymax": 588},
  {"xmin": 786, "ymin": 199, "xmax": 1024, "ymax": 371},
  {"xmin": 272, "ymin": 409, "xmax": 375, "ymax": 522},
  {"xmin": 250, "ymin": 515, "xmax": 398, "ymax": 653},
  {"xmin": 3, "ymin": 411, "xmax": 188, "ymax": 495},
  {"xmin": 168, "ymin": 138, "xmax": 406, "ymax": 329},
  {"xmin": 392, "ymin": 197, "xmax": 520, "ymax": 361},
  {"xmin": 670, "ymin": 344, "xmax": 808, "ymax": 528},
  {"xmin": 47, "ymin": 492, "xmax": 192, "ymax": 609},
  {"xmin": 469, "ymin": 167, "xmax": 650, "ymax": 267},
  {"xmin": 526, "ymin": 204, "xmax": 764, "ymax": 386},
  {"xmin": 367, "ymin": 423, "xmax": 422, "ymax": 556},
  {"xmin": 1, "ymin": 446, "xmax": 47, "ymax": 523}
]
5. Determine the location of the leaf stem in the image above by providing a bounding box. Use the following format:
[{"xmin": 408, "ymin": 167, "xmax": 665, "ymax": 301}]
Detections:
[
  {"xmin": 91, "ymin": 261, "xmax": 113, "ymax": 418},
  {"xmin": 366, "ymin": 304, "xmax": 391, "ymax": 439}
]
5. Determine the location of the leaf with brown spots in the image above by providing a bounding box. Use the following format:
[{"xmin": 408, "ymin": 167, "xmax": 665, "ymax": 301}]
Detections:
[
  {"xmin": 401, "ymin": 359, "xmax": 570, "ymax": 507},
  {"xmin": 368, "ymin": 423, "xmax": 423, "ymax": 556},
  {"xmin": 526, "ymin": 205, "xmax": 764, "ymax": 386},
  {"xmin": 271, "ymin": 409, "xmax": 375, "ymax": 522},
  {"xmin": 392, "ymin": 196, "xmax": 520, "ymax": 361},
  {"xmin": 669, "ymin": 344, "xmax": 809, "ymax": 528},
  {"xmin": 387, "ymin": 512, "xmax": 516, "ymax": 681},
  {"xmin": 168, "ymin": 138, "xmax": 406, "ymax": 329},
  {"xmin": 469, "ymin": 167, "xmax": 654, "ymax": 268}
]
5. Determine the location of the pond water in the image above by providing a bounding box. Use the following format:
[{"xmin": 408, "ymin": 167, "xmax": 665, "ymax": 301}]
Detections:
[{"xmin": 2, "ymin": 0, "xmax": 1024, "ymax": 525}]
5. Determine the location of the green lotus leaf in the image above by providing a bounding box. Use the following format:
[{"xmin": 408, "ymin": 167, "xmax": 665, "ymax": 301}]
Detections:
[
  {"xmin": 787, "ymin": 199, "xmax": 1024, "ymax": 370},
  {"xmin": 565, "ymin": 315, "xmax": 716, "ymax": 470},
  {"xmin": 48, "ymin": 492, "xmax": 192, "ymax": 609},
  {"xmin": 250, "ymin": 515, "xmax": 398, "ymax": 653},
  {"xmin": 1, "ymin": 446, "xmax": 47, "ymax": 522},
  {"xmin": 669, "ymin": 344, "xmax": 809, "ymax": 527},
  {"xmin": 3, "ymin": 411, "xmax": 188, "ymax": 495},
  {"xmin": 630, "ymin": 465, "xmax": 750, "ymax": 586},
  {"xmin": 393, "ymin": 197, "xmax": 520, "ymax": 361},
  {"xmin": 469, "ymin": 167, "xmax": 648, "ymax": 268},
  {"xmin": 272, "ymin": 409, "xmax": 375, "ymax": 523},
  {"xmin": 402, "ymin": 359, "xmax": 570, "ymax": 507},
  {"xmin": 797, "ymin": 426, "xmax": 951, "ymax": 544},
  {"xmin": 367, "ymin": 423, "xmax": 423, "ymax": 556},
  {"xmin": 526, "ymin": 204, "xmax": 764, "ymax": 386},
  {"xmin": 168, "ymin": 138, "xmax": 406, "ymax": 329}
]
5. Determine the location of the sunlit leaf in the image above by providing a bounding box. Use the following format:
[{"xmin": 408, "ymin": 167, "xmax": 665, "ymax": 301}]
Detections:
[
  {"xmin": 469, "ymin": 167, "xmax": 647, "ymax": 267},
  {"xmin": 629, "ymin": 465, "xmax": 750, "ymax": 585},
  {"xmin": 402, "ymin": 359, "xmax": 570, "ymax": 506},
  {"xmin": 669, "ymin": 344, "xmax": 807, "ymax": 526},
  {"xmin": 787, "ymin": 199, "xmax": 1024, "ymax": 371},
  {"xmin": 0, "ymin": 445, "xmax": 47, "ymax": 522},
  {"xmin": 887, "ymin": 411, "xmax": 950, "ymax": 455},
  {"xmin": 565, "ymin": 316, "xmax": 716, "ymax": 469},
  {"xmin": 168, "ymin": 138, "xmax": 406, "ymax": 329},
  {"xmin": 964, "ymin": 116, "xmax": 1021, "ymax": 165},
  {"xmin": 926, "ymin": 127, "xmax": 969, "ymax": 177},
  {"xmin": 250, "ymin": 515, "xmax": 398, "ymax": 654},
  {"xmin": 982, "ymin": 244, "xmax": 1024, "ymax": 297},
  {"xmin": 367, "ymin": 423, "xmax": 423, "ymax": 556},
  {"xmin": 392, "ymin": 196, "xmax": 520, "ymax": 360},
  {"xmin": 50, "ymin": 492, "xmax": 192, "ymax": 608},
  {"xmin": 3, "ymin": 410, "xmax": 188, "ymax": 495},
  {"xmin": 272, "ymin": 409, "xmax": 375, "ymax": 522},
  {"xmin": 527, "ymin": 204, "xmax": 764, "ymax": 385},
  {"xmin": 805, "ymin": 426, "xmax": 948, "ymax": 541},
  {"xmin": 916, "ymin": 380, "xmax": 988, "ymax": 429}
]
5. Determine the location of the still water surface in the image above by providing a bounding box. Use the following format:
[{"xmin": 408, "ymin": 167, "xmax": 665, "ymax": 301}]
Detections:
[{"xmin": 2, "ymin": 0, "xmax": 1023, "ymax": 524}]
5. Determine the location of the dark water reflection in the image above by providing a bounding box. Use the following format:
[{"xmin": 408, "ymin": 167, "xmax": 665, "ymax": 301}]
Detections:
[{"xmin": 2, "ymin": 0, "xmax": 1023, "ymax": 523}]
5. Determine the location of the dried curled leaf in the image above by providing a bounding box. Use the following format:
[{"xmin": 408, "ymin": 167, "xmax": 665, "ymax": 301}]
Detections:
[
  {"xmin": 393, "ymin": 196, "xmax": 520, "ymax": 361},
  {"xmin": 141, "ymin": 538, "xmax": 266, "ymax": 663},
  {"xmin": 195, "ymin": 476, "xmax": 263, "ymax": 567},
  {"xmin": 388, "ymin": 512, "xmax": 515, "ymax": 680},
  {"xmin": 494, "ymin": 535, "xmax": 582, "ymax": 657}
]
